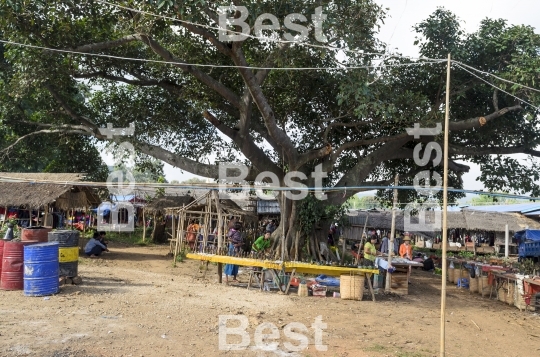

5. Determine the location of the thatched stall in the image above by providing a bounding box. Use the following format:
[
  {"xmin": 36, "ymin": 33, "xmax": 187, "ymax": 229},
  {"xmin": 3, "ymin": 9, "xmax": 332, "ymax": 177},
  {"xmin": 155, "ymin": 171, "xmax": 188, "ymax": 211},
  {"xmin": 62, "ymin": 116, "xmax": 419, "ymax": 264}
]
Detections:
[
  {"xmin": 345, "ymin": 210, "xmax": 540, "ymax": 253},
  {"xmin": 0, "ymin": 172, "xmax": 101, "ymax": 228},
  {"xmin": 143, "ymin": 195, "xmax": 195, "ymax": 243},
  {"xmin": 167, "ymin": 191, "xmax": 257, "ymax": 270}
]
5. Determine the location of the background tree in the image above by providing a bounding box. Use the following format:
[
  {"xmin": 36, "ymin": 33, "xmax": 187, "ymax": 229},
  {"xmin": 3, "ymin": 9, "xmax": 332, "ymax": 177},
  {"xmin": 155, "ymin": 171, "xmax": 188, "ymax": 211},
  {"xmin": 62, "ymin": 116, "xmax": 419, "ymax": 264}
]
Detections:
[{"xmin": 0, "ymin": 2, "xmax": 539, "ymax": 260}]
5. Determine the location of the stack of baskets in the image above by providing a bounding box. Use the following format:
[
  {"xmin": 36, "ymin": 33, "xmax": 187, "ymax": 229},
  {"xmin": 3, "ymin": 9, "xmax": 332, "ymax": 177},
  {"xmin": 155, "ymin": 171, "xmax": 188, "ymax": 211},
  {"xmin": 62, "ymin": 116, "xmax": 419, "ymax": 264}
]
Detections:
[
  {"xmin": 469, "ymin": 277, "xmax": 479, "ymax": 293},
  {"xmin": 340, "ymin": 274, "xmax": 365, "ymax": 301}
]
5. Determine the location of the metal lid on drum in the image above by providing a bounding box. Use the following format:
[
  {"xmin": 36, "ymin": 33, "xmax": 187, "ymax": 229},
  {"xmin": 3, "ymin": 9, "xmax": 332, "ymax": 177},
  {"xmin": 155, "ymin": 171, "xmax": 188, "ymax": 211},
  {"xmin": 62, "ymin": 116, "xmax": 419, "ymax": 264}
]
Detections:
[{"xmin": 48, "ymin": 230, "xmax": 79, "ymax": 247}]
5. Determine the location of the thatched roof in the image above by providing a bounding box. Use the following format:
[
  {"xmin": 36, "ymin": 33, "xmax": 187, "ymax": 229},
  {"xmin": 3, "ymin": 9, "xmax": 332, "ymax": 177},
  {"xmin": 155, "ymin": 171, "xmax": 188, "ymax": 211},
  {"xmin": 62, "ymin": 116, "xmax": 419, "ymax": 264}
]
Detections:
[
  {"xmin": 347, "ymin": 210, "xmax": 540, "ymax": 233},
  {"xmin": 145, "ymin": 195, "xmax": 195, "ymax": 213},
  {"xmin": 462, "ymin": 210, "xmax": 540, "ymax": 231},
  {"xmin": 0, "ymin": 172, "xmax": 85, "ymax": 182},
  {"xmin": 0, "ymin": 173, "xmax": 100, "ymax": 208}
]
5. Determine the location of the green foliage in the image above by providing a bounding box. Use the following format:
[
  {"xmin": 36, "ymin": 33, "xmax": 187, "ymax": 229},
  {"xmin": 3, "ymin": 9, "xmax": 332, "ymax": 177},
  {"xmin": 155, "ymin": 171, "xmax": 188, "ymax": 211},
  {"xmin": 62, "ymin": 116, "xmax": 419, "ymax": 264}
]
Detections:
[
  {"xmin": 0, "ymin": 2, "xmax": 539, "ymax": 222},
  {"xmin": 346, "ymin": 195, "xmax": 383, "ymax": 210},
  {"xmin": 458, "ymin": 251, "xmax": 475, "ymax": 260},
  {"xmin": 298, "ymin": 194, "xmax": 349, "ymax": 235}
]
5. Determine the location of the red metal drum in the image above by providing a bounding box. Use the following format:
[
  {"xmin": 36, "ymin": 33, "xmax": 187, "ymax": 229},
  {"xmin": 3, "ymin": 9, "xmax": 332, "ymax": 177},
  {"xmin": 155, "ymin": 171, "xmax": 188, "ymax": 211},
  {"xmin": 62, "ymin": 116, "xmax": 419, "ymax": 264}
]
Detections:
[
  {"xmin": 21, "ymin": 227, "xmax": 51, "ymax": 242},
  {"xmin": 0, "ymin": 240, "xmax": 5, "ymax": 278},
  {"xmin": 1, "ymin": 240, "xmax": 40, "ymax": 290}
]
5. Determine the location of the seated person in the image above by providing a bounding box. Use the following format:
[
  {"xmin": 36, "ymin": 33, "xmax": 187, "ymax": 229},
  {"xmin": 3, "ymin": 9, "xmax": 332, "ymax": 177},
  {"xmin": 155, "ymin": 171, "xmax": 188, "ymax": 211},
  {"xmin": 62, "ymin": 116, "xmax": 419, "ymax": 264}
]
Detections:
[
  {"xmin": 423, "ymin": 255, "xmax": 435, "ymax": 271},
  {"xmin": 98, "ymin": 231, "xmax": 108, "ymax": 247},
  {"xmin": 84, "ymin": 232, "xmax": 109, "ymax": 257}
]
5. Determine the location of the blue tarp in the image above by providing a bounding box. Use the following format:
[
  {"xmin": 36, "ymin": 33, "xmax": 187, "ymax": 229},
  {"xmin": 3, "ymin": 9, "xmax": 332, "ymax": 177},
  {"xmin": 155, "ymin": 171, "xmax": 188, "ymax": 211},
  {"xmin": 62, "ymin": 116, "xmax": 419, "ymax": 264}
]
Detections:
[
  {"xmin": 514, "ymin": 229, "xmax": 540, "ymax": 242},
  {"xmin": 315, "ymin": 275, "xmax": 340, "ymax": 287}
]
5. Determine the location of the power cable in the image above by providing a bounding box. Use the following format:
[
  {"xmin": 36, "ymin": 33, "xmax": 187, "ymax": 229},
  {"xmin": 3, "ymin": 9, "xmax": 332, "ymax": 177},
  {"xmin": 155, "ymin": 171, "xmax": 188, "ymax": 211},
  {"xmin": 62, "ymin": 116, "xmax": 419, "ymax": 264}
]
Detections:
[
  {"xmin": 95, "ymin": 0, "xmax": 443, "ymax": 63},
  {"xmin": 453, "ymin": 63, "xmax": 540, "ymax": 111},
  {"xmin": 0, "ymin": 39, "xmax": 445, "ymax": 71},
  {"xmin": 452, "ymin": 60, "xmax": 540, "ymax": 94},
  {"xmin": 0, "ymin": 176, "xmax": 539, "ymax": 201}
]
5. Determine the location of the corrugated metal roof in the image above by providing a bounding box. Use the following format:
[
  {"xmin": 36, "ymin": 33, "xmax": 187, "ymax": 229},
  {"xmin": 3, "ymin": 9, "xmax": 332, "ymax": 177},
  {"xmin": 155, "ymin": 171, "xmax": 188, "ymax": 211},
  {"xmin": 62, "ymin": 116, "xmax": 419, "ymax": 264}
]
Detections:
[
  {"xmin": 257, "ymin": 200, "xmax": 280, "ymax": 214},
  {"xmin": 348, "ymin": 215, "xmax": 368, "ymax": 226},
  {"xmin": 464, "ymin": 203, "xmax": 540, "ymax": 213}
]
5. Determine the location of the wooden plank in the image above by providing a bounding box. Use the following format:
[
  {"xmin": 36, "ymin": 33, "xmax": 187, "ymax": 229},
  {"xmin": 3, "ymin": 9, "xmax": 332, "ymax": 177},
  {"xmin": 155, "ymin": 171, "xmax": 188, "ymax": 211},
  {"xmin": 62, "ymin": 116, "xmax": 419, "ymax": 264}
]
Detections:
[{"xmin": 284, "ymin": 269, "xmax": 296, "ymax": 295}]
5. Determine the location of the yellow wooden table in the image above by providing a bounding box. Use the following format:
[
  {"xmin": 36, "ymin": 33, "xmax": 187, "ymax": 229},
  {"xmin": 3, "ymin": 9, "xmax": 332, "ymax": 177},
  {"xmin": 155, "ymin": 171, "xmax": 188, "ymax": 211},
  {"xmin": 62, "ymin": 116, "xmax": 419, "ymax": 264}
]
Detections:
[{"xmin": 187, "ymin": 253, "xmax": 378, "ymax": 300}]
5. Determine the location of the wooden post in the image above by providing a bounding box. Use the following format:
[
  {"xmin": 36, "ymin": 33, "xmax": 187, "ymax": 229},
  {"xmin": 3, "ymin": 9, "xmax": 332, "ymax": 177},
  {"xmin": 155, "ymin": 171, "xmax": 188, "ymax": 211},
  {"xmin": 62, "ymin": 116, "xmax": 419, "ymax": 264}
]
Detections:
[
  {"xmin": 213, "ymin": 190, "xmax": 223, "ymax": 250},
  {"xmin": 355, "ymin": 214, "xmax": 369, "ymax": 265},
  {"xmin": 386, "ymin": 174, "xmax": 399, "ymax": 292},
  {"xmin": 29, "ymin": 209, "xmax": 32, "ymax": 227},
  {"xmin": 218, "ymin": 262, "xmax": 223, "ymax": 283},
  {"xmin": 505, "ymin": 224, "xmax": 509, "ymax": 258},
  {"xmin": 440, "ymin": 53, "xmax": 451, "ymax": 357},
  {"xmin": 142, "ymin": 207, "xmax": 146, "ymax": 242},
  {"xmin": 281, "ymin": 191, "xmax": 286, "ymax": 261},
  {"xmin": 340, "ymin": 235, "xmax": 346, "ymax": 264},
  {"xmin": 171, "ymin": 210, "xmax": 176, "ymax": 252}
]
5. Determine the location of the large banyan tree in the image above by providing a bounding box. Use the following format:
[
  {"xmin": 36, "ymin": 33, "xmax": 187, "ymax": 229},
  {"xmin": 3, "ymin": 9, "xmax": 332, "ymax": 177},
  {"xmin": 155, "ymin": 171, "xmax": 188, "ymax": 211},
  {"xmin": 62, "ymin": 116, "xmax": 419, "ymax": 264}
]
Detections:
[{"xmin": 1, "ymin": 1, "xmax": 539, "ymax": 259}]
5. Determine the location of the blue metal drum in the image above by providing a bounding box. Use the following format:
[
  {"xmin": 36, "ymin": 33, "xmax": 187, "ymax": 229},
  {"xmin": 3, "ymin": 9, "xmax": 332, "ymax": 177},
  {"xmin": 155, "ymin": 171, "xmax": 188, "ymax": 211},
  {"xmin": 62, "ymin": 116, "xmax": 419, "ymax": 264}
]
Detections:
[{"xmin": 23, "ymin": 242, "xmax": 59, "ymax": 297}]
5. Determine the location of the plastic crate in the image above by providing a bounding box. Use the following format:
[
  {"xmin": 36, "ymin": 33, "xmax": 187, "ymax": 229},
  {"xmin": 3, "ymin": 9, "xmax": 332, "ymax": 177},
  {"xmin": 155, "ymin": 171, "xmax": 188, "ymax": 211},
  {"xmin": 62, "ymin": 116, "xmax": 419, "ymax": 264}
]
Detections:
[{"xmin": 519, "ymin": 242, "xmax": 540, "ymax": 258}]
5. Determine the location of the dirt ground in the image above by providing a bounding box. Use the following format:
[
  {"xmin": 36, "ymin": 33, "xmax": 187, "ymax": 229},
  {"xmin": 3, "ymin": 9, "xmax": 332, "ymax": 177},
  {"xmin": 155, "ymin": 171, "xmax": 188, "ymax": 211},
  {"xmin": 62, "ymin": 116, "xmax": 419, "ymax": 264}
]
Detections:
[{"xmin": 1, "ymin": 243, "xmax": 539, "ymax": 357}]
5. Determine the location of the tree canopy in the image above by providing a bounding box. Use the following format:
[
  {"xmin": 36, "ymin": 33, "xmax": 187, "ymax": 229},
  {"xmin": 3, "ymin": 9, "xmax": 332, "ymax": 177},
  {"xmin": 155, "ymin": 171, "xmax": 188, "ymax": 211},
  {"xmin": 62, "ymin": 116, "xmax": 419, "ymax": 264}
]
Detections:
[{"xmin": 1, "ymin": 1, "xmax": 539, "ymax": 258}]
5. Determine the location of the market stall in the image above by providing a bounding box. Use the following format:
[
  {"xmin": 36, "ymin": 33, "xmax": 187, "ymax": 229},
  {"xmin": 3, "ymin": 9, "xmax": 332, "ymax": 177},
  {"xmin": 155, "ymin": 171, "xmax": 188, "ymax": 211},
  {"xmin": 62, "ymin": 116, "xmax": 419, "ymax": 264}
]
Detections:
[{"xmin": 186, "ymin": 252, "xmax": 379, "ymax": 300}]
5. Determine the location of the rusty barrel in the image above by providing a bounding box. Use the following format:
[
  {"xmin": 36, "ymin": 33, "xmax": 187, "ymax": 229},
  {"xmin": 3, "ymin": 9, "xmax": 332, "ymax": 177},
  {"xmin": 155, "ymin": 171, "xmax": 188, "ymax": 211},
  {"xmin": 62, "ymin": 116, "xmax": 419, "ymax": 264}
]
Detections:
[
  {"xmin": 0, "ymin": 239, "xmax": 5, "ymax": 277},
  {"xmin": 48, "ymin": 230, "xmax": 79, "ymax": 277},
  {"xmin": 1, "ymin": 240, "xmax": 40, "ymax": 290},
  {"xmin": 21, "ymin": 226, "xmax": 52, "ymax": 242}
]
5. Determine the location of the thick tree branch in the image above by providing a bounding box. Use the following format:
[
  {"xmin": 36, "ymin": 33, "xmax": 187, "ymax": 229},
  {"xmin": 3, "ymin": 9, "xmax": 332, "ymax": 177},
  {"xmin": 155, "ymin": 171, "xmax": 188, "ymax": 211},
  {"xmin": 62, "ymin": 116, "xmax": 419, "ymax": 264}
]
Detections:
[
  {"xmin": 448, "ymin": 105, "xmax": 522, "ymax": 131},
  {"xmin": 135, "ymin": 34, "xmax": 242, "ymax": 109},
  {"xmin": 180, "ymin": 22, "xmax": 232, "ymax": 56},
  {"xmin": 45, "ymin": 84, "xmax": 99, "ymax": 130},
  {"xmin": 0, "ymin": 129, "xmax": 91, "ymax": 158},
  {"xmin": 229, "ymin": 46, "xmax": 298, "ymax": 163},
  {"xmin": 326, "ymin": 137, "xmax": 411, "ymax": 205},
  {"xmin": 70, "ymin": 34, "xmax": 140, "ymax": 53},
  {"xmin": 202, "ymin": 111, "xmax": 283, "ymax": 178},
  {"xmin": 493, "ymin": 89, "xmax": 499, "ymax": 111}
]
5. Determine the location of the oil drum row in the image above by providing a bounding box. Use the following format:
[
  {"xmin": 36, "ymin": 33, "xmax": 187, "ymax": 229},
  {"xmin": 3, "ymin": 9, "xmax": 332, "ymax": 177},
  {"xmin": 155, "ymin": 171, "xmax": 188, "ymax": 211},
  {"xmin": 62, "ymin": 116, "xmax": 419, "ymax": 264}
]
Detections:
[{"xmin": 0, "ymin": 229, "xmax": 80, "ymax": 296}]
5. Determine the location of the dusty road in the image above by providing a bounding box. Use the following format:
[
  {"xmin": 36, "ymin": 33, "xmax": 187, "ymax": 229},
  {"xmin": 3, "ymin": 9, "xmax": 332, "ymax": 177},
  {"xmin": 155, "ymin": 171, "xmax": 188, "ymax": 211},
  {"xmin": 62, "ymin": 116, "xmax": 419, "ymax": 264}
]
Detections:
[{"xmin": 1, "ymin": 244, "xmax": 539, "ymax": 357}]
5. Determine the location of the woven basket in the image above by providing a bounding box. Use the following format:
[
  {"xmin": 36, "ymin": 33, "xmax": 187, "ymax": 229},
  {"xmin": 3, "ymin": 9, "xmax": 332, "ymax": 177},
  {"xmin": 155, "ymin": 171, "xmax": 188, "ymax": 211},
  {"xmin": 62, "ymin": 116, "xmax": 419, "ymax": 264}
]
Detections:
[
  {"xmin": 480, "ymin": 276, "xmax": 490, "ymax": 297},
  {"xmin": 298, "ymin": 283, "xmax": 308, "ymax": 297},
  {"xmin": 340, "ymin": 274, "xmax": 365, "ymax": 301},
  {"xmin": 469, "ymin": 277, "xmax": 479, "ymax": 293},
  {"xmin": 498, "ymin": 287, "xmax": 506, "ymax": 302},
  {"xmin": 448, "ymin": 268, "xmax": 455, "ymax": 283},
  {"xmin": 507, "ymin": 283, "xmax": 515, "ymax": 305},
  {"xmin": 460, "ymin": 270, "xmax": 470, "ymax": 281}
]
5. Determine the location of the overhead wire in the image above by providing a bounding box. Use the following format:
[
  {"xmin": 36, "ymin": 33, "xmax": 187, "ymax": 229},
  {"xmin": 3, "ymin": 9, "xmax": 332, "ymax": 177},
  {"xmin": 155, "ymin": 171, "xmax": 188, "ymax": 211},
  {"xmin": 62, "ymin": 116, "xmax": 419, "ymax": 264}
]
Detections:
[
  {"xmin": 453, "ymin": 63, "xmax": 540, "ymax": 111},
  {"xmin": 0, "ymin": 176, "xmax": 538, "ymax": 201},
  {"xmin": 0, "ymin": 39, "xmax": 445, "ymax": 71},
  {"xmin": 452, "ymin": 60, "xmax": 540, "ymax": 94},
  {"xmin": 94, "ymin": 0, "xmax": 442, "ymax": 63}
]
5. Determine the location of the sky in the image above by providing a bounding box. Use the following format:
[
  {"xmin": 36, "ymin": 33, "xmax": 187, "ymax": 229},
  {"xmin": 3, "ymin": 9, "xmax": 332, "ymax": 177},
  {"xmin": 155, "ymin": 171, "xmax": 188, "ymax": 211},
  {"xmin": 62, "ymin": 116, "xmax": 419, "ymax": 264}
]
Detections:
[{"xmin": 100, "ymin": 0, "xmax": 540, "ymax": 192}]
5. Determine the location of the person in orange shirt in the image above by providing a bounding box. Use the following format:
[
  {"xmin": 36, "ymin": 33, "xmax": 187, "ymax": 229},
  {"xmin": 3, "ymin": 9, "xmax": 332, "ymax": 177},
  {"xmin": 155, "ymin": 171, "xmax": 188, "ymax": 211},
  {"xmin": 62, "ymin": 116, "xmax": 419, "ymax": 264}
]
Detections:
[
  {"xmin": 399, "ymin": 237, "xmax": 413, "ymax": 284},
  {"xmin": 399, "ymin": 237, "xmax": 413, "ymax": 259}
]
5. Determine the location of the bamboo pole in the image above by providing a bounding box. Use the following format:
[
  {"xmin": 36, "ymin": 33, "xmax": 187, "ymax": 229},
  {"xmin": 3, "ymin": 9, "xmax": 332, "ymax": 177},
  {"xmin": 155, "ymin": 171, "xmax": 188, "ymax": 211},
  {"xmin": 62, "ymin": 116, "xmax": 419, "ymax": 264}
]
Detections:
[
  {"xmin": 171, "ymin": 209, "xmax": 176, "ymax": 252},
  {"xmin": 440, "ymin": 53, "xmax": 451, "ymax": 357},
  {"xmin": 281, "ymin": 191, "xmax": 286, "ymax": 261},
  {"xmin": 214, "ymin": 191, "xmax": 223, "ymax": 250},
  {"xmin": 142, "ymin": 207, "xmax": 146, "ymax": 242},
  {"xmin": 386, "ymin": 174, "xmax": 399, "ymax": 292},
  {"xmin": 355, "ymin": 214, "xmax": 369, "ymax": 265}
]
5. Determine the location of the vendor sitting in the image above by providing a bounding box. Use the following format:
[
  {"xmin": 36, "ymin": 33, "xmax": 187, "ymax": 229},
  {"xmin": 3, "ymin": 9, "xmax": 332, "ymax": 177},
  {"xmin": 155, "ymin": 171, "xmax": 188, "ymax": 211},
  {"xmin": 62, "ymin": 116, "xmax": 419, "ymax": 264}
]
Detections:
[
  {"xmin": 84, "ymin": 232, "xmax": 109, "ymax": 258},
  {"xmin": 252, "ymin": 232, "xmax": 272, "ymax": 256}
]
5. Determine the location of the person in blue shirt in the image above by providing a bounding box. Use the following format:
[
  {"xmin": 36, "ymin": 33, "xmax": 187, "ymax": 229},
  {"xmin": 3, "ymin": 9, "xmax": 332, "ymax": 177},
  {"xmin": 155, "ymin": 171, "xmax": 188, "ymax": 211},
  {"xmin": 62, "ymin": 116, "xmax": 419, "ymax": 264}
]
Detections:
[{"xmin": 84, "ymin": 232, "xmax": 109, "ymax": 257}]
